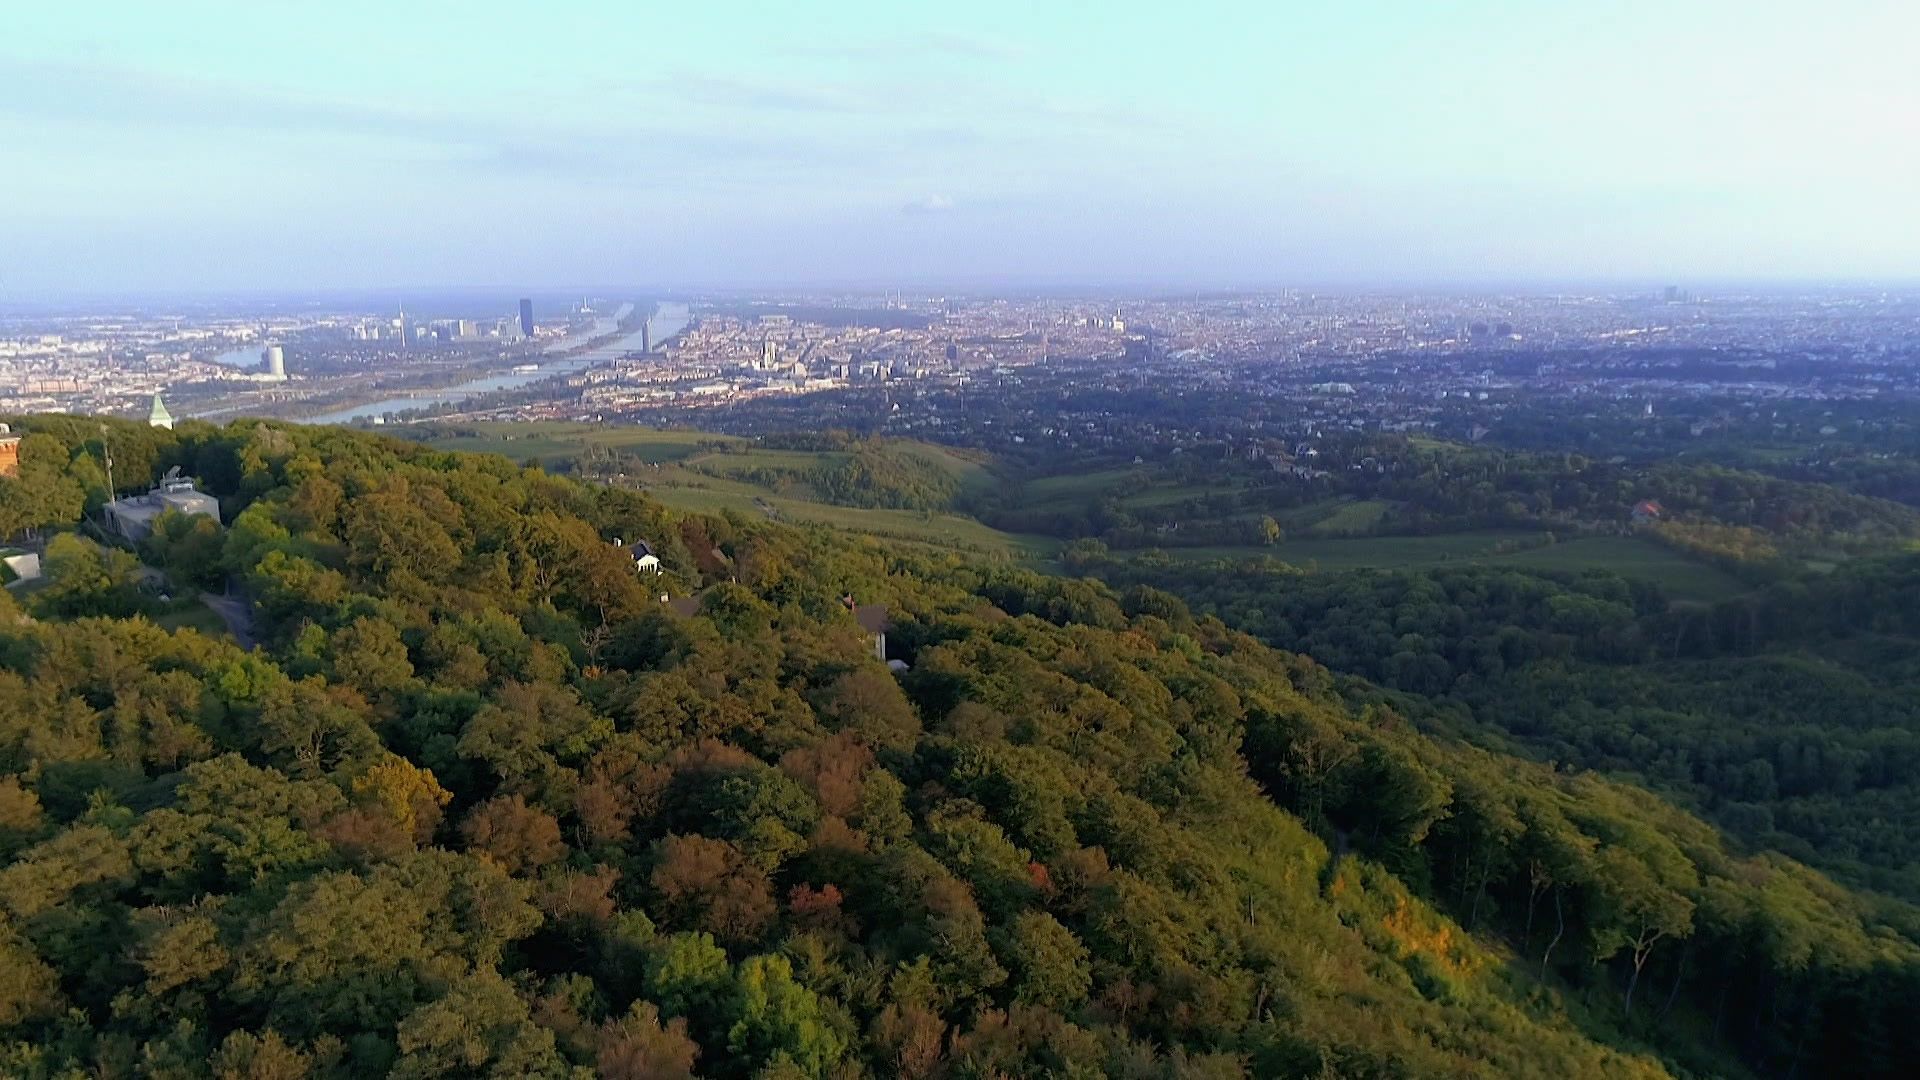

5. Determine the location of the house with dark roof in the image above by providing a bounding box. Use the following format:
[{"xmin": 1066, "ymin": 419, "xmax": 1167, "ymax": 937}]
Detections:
[{"xmin": 613, "ymin": 537, "xmax": 662, "ymax": 574}]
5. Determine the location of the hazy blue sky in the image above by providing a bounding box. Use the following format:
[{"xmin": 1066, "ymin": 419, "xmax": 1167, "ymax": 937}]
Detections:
[{"xmin": 3, "ymin": 1, "xmax": 1916, "ymax": 294}]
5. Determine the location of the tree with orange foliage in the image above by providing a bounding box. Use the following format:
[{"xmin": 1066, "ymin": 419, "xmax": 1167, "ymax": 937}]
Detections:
[
  {"xmin": 649, "ymin": 834, "xmax": 776, "ymax": 947},
  {"xmin": 461, "ymin": 794, "xmax": 565, "ymax": 875}
]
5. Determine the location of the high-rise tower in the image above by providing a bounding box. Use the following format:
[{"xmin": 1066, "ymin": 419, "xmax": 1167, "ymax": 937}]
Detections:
[{"xmin": 519, "ymin": 298, "xmax": 534, "ymax": 338}]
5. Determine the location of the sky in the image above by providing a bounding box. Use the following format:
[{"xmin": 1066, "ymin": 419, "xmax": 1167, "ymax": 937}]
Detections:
[{"xmin": 2, "ymin": 0, "xmax": 1917, "ymax": 295}]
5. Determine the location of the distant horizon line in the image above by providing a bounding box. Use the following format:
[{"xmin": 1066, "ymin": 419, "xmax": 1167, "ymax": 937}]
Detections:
[{"xmin": 6, "ymin": 277, "xmax": 1920, "ymax": 313}]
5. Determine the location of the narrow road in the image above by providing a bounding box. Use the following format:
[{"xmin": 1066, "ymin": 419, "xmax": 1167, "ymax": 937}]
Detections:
[{"xmin": 200, "ymin": 590, "xmax": 257, "ymax": 651}]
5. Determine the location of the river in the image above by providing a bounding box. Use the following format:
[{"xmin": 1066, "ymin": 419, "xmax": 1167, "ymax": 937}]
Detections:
[
  {"xmin": 300, "ymin": 301, "xmax": 688, "ymax": 425},
  {"xmin": 211, "ymin": 345, "xmax": 268, "ymax": 369},
  {"xmin": 541, "ymin": 302, "xmax": 632, "ymax": 354}
]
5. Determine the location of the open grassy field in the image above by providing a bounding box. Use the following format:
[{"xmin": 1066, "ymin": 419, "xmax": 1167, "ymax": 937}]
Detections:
[
  {"xmin": 1018, "ymin": 468, "xmax": 1259, "ymax": 513},
  {"xmin": 1494, "ymin": 536, "xmax": 1748, "ymax": 602},
  {"xmin": 403, "ymin": 422, "xmax": 735, "ymax": 465},
  {"xmin": 1162, "ymin": 530, "xmax": 1539, "ymax": 568},
  {"xmin": 890, "ymin": 442, "xmax": 999, "ymax": 496},
  {"xmin": 643, "ymin": 481, "xmax": 1055, "ymax": 560},
  {"xmin": 409, "ymin": 423, "xmax": 995, "ymax": 495},
  {"xmin": 406, "ymin": 424, "xmax": 1019, "ymax": 557},
  {"xmin": 684, "ymin": 449, "xmax": 849, "ymax": 500},
  {"xmin": 699, "ymin": 448, "xmax": 850, "ymax": 473},
  {"xmin": 1153, "ymin": 530, "xmax": 1744, "ymax": 603},
  {"xmin": 1021, "ymin": 468, "xmax": 1143, "ymax": 504},
  {"xmin": 397, "ymin": 429, "xmax": 1743, "ymax": 595},
  {"xmin": 688, "ymin": 441, "xmax": 992, "ymax": 490},
  {"xmin": 1296, "ymin": 498, "xmax": 1395, "ymax": 537},
  {"xmin": 1114, "ymin": 482, "xmax": 1248, "ymax": 510},
  {"xmin": 151, "ymin": 601, "xmax": 235, "ymax": 640}
]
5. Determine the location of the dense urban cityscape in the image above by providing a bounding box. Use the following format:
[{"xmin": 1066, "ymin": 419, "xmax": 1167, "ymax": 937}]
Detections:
[{"xmin": 6, "ymin": 289, "xmax": 1918, "ymax": 457}]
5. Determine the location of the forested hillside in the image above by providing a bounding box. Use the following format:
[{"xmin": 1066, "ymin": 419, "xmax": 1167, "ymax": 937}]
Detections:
[
  {"xmin": 699, "ymin": 432, "xmax": 983, "ymax": 511},
  {"xmin": 0, "ymin": 416, "xmax": 1916, "ymax": 1078},
  {"xmin": 1072, "ymin": 546, "xmax": 1920, "ymax": 901},
  {"xmin": 984, "ymin": 434, "xmax": 1920, "ymax": 561}
]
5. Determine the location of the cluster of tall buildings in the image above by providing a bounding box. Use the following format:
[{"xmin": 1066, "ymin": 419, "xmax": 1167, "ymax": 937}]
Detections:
[{"xmin": 347, "ymin": 299, "xmax": 538, "ymax": 346}]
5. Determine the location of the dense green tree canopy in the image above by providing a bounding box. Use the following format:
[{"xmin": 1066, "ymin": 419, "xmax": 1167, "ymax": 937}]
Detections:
[{"xmin": 0, "ymin": 415, "xmax": 1914, "ymax": 1078}]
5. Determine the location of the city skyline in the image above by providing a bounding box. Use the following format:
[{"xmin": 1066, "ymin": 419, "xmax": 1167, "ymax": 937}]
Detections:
[{"xmin": 3, "ymin": 1, "xmax": 1918, "ymax": 295}]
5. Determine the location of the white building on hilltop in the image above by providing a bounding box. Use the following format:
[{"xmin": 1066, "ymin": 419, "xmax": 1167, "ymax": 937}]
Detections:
[{"xmin": 105, "ymin": 468, "xmax": 220, "ymax": 542}]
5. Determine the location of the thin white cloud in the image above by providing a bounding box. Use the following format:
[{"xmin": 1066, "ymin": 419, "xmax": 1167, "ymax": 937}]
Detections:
[{"xmin": 901, "ymin": 194, "xmax": 956, "ymax": 215}]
